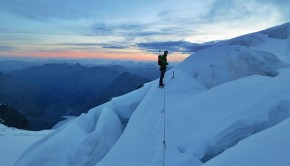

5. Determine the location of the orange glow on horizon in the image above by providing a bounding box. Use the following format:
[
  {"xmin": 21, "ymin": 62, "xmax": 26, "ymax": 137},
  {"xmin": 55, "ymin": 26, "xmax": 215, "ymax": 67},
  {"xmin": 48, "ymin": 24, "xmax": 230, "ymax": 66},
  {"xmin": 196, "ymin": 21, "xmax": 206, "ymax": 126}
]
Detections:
[{"xmin": 0, "ymin": 50, "xmax": 189, "ymax": 62}]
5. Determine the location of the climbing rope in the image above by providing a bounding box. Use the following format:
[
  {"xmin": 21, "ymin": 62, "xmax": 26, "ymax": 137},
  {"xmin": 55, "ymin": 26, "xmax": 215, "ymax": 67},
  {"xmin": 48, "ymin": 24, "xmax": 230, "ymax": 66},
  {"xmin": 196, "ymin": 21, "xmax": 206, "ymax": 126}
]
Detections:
[
  {"xmin": 162, "ymin": 77, "xmax": 166, "ymax": 166},
  {"xmin": 162, "ymin": 71, "xmax": 175, "ymax": 166}
]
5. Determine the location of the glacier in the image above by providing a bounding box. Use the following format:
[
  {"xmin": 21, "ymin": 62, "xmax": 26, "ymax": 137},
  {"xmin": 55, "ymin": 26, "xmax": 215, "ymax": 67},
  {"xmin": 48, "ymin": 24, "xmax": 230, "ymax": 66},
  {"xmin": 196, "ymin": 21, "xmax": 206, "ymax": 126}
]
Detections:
[{"xmin": 14, "ymin": 22, "xmax": 290, "ymax": 166}]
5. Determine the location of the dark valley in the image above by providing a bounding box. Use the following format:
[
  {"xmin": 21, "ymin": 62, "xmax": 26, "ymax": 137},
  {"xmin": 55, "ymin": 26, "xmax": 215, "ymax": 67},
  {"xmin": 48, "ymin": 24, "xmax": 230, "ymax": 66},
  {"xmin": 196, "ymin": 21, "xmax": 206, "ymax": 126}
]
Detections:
[{"xmin": 0, "ymin": 62, "xmax": 158, "ymax": 130}]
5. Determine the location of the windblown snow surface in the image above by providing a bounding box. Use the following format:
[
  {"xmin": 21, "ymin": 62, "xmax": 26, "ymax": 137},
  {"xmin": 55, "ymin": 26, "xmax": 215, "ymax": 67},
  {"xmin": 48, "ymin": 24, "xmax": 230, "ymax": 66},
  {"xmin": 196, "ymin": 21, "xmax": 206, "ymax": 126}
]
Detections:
[
  {"xmin": 0, "ymin": 124, "xmax": 51, "ymax": 166},
  {"xmin": 14, "ymin": 23, "xmax": 290, "ymax": 166}
]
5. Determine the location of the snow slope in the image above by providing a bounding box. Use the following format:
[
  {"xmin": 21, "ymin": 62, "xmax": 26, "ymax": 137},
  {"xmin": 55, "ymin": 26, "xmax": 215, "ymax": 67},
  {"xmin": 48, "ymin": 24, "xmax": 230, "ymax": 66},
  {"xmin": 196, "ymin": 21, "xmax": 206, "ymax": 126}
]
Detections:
[
  {"xmin": 218, "ymin": 22, "xmax": 290, "ymax": 62},
  {"xmin": 15, "ymin": 23, "xmax": 290, "ymax": 166},
  {"xmin": 203, "ymin": 117, "xmax": 290, "ymax": 166},
  {"xmin": 0, "ymin": 124, "xmax": 51, "ymax": 166}
]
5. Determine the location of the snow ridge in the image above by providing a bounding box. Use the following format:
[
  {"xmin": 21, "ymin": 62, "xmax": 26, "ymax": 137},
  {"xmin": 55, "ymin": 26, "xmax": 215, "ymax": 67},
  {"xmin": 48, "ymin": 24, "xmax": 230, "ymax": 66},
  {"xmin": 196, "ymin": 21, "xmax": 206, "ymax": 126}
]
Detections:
[
  {"xmin": 203, "ymin": 117, "xmax": 290, "ymax": 166},
  {"xmin": 202, "ymin": 100, "xmax": 290, "ymax": 162},
  {"xmin": 177, "ymin": 46, "xmax": 286, "ymax": 89}
]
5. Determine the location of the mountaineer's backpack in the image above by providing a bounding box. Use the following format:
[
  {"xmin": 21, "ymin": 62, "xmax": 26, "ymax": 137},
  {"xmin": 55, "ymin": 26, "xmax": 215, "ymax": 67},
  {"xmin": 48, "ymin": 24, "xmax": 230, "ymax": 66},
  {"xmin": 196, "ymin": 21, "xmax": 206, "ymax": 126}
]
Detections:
[{"xmin": 158, "ymin": 55, "xmax": 162, "ymax": 66}]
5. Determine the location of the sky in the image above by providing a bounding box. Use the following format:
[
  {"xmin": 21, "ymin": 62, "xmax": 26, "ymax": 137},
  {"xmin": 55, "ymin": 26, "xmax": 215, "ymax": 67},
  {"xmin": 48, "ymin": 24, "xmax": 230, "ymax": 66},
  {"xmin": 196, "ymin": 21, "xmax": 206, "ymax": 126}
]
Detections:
[{"xmin": 0, "ymin": 0, "xmax": 289, "ymax": 61}]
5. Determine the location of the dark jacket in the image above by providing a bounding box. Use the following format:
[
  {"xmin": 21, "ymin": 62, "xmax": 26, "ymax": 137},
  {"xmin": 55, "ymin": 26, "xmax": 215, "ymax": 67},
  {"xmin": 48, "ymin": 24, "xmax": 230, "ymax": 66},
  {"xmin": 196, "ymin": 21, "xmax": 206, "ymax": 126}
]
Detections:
[{"xmin": 158, "ymin": 55, "xmax": 168, "ymax": 70}]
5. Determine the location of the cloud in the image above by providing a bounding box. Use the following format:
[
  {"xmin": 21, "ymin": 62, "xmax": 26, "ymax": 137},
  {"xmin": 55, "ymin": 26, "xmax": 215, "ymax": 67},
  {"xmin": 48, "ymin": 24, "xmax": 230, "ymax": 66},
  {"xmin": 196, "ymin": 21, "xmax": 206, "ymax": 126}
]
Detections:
[
  {"xmin": 87, "ymin": 0, "xmax": 290, "ymax": 43},
  {"xmin": 90, "ymin": 22, "xmax": 197, "ymax": 43},
  {"xmin": 204, "ymin": 0, "xmax": 290, "ymax": 23},
  {"xmin": 59, "ymin": 43, "xmax": 129, "ymax": 49},
  {"xmin": 0, "ymin": 45, "xmax": 16, "ymax": 51},
  {"xmin": 137, "ymin": 41, "xmax": 216, "ymax": 53},
  {"xmin": 91, "ymin": 23, "xmax": 145, "ymax": 36},
  {"xmin": 1, "ymin": 0, "xmax": 289, "ymax": 61},
  {"xmin": 60, "ymin": 43, "xmax": 101, "ymax": 47},
  {"xmin": 102, "ymin": 46, "xmax": 127, "ymax": 49},
  {"xmin": 0, "ymin": 0, "xmax": 100, "ymax": 21},
  {"xmin": 256, "ymin": 0, "xmax": 290, "ymax": 19},
  {"xmin": 0, "ymin": 0, "xmax": 174, "ymax": 22}
]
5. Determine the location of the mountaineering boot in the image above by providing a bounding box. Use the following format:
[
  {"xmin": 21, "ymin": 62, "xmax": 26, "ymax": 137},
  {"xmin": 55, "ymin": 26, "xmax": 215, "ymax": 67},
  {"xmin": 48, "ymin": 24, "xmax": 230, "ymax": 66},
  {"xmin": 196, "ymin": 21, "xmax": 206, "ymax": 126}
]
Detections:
[{"xmin": 159, "ymin": 84, "xmax": 165, "ymax": 88}]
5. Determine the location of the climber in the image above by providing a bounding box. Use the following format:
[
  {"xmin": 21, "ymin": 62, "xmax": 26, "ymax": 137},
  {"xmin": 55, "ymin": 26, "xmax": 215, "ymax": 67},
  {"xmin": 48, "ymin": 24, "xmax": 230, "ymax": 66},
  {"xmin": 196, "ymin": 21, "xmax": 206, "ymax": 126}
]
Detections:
[{"xmin": 158, "ymin": 50, "xmax": 169, "ymax": 88}]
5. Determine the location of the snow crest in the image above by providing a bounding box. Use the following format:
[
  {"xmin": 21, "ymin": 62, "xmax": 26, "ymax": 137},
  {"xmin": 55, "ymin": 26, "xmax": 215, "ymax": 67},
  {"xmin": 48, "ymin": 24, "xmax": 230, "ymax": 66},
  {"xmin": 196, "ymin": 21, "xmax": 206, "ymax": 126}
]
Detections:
[
  {"xmin": 177, "ymin": 46, "xmax": 286, "ymax": 88},
  {"xmin": 202, "ymin": 100, "xmax": 290, "ymax": 162},
  {"xmin": 67, "ymin": 108, "xmax": 123, "ymax": 166}
]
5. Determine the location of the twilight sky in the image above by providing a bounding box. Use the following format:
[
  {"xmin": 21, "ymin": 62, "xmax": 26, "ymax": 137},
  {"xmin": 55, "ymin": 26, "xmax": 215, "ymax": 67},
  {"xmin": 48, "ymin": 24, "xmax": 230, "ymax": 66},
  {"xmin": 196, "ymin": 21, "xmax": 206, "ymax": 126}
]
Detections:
[{"xmin": 0, "ymin": 0, "xmax": 289, "ymax": 61}]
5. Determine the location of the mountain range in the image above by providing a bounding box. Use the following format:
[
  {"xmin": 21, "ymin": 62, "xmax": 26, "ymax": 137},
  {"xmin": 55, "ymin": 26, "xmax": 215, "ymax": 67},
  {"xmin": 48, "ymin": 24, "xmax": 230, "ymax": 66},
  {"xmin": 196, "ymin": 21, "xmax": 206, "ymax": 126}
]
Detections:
[{"xmin": 0, "ymin": 63, "xmax": 155, "ymax": 130}]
